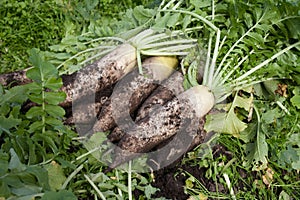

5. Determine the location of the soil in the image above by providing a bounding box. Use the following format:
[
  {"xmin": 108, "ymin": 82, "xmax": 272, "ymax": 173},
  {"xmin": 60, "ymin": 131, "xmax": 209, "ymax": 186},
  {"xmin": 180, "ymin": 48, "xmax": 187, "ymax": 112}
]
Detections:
[
  {"xmin": 133, "ymin": 144, "xmax": 235, "ymax": 200},
  {"xmin": 152, "ymin": 145, "xmax": 228, "ymax": 199}
]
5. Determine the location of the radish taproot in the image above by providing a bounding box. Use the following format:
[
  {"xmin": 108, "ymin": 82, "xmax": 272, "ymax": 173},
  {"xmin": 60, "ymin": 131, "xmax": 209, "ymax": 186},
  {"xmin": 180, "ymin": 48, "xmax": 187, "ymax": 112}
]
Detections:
[
  {"xmin": 108, "ymin": 85, "xmax": 214, "ymax": 168},
  {"xmin": 71, "ymin": 43, "xmax": 137, "ymax": 105},
  {"xmin": 108, "ymin": 71, "xmax": 185, "ymax": 142},
  {"xmin": 91, "ymin": 56, "xmax": 178, "ymax": 133}
]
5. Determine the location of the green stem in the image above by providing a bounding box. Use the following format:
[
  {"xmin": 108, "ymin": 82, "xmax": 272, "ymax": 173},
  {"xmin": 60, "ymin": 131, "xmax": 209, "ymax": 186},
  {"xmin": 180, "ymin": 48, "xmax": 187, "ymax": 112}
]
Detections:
[
  {"xmin": 115, "ymin": 170, "xmax": 123, "ymax": 197},
  {"xmin": 214, "ymin": 50, "xmax": 253, "ymax": 89},
  {"xmin": 202, "ymin": 35, "xmax": 213, "ymax": 86},
  {"xmin": 207, "ymin": 29, "xmax": 221, "ymax": 88},
  {"xmin": 79, "ymin": 48, "xmax": 114, "ymax": 66},
  {"xmin": 128, "ymin": 161, "xmax": 132, "ymax": 200},
  {"xmin": 61, "ymin": 164, "xmax": 84, "ymax": 189},
  {"xmin": 82, "ymin": 36, "xmax": 126, "ymax": 45},
  {"xmin": 84, "ymin": 174, "xmax": 107, "ymax": 200},
  {"xmin": 57, "ymin": 46, "xmax": 115, "ymax": 70},
  {"xmin": 41, "ymin": 73, "xmax": 46, "ymax": 134}
]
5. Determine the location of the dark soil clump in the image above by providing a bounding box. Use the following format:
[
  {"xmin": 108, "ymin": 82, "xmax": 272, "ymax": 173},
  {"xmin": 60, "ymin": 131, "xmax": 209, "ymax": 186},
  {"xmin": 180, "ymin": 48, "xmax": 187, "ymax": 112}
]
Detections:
[{"xmin": 149, "ymin": 145, "xmax": 230, "ymax": 200}]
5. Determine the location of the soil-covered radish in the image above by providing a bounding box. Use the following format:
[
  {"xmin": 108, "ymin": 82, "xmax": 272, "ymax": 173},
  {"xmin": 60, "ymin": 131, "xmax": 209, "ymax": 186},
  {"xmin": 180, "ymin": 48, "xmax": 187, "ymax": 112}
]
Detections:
[
  {"xmin": 0, "ymin": 43, "xmax": 136, "ymax": 108},
  {"xmin": 71, "ymin": 43, "xmax": 136, "ymax": 104},
  {"xmin": 135, "ymin": 71, "xmax": 185, "ymax": 121},
  {"xmin": 91, "ymin": 56, "xmax": 178, "ymax": 133},
  {"xmin": 108, "ymin": 71, "xmax": 185, "ymax": 142},
  {"xmin": 109, "ymin": 85, "xmax": 214, "ymax": 168}
]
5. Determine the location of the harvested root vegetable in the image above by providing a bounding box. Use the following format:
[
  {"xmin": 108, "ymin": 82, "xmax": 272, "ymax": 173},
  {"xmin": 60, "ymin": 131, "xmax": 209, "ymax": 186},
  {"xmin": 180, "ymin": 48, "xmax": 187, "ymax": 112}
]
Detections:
[
  {"xmin": 135, "ymin": 71, "xmax": 185, "ymax": 121},
  {"xmin": 91, "ymin": 56, "xmax": 178, "ymax": 133},
  {"xmin": 71, "ymin": 43, "xmax": 136, "ymax": 105},
  {"xmin": 147, "ymin": 115, "xmax": 208, "ymax": 170},
  {"xmin": 70, "ymin": 43, "xmax": 139, "ymax": 133},
  {"xmin": 109, "ymin": 85, "xmax": 214, "ymax": 168},
  {"xmin": 108, "ymin": 71, "xmax": 185, "ymax": 142}
]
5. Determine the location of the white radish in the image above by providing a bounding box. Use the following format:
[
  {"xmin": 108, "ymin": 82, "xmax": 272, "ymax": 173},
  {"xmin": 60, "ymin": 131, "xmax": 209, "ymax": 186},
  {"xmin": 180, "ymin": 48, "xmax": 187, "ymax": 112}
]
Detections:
[{"xmin": 109, "ymin": 85, "xmax": 214, "ymax": 168}]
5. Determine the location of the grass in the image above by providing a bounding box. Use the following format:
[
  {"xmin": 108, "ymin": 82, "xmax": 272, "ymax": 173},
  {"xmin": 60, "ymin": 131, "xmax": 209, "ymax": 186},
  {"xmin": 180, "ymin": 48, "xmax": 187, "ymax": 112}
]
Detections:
[{"xmin": 0, "ymin": 0, "xmax": 153, "ymax": 74}]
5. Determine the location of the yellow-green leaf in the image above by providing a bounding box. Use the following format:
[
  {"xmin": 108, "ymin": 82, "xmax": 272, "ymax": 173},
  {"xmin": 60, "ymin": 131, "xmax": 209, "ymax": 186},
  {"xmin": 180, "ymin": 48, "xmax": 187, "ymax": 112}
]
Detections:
[
  {"xmin": 205, "ymin": 92, "xmax": 253, "ymax": 137},
  {"xmin": 45, "ymin": 161, "xmax": 66, "ymax": 191}
]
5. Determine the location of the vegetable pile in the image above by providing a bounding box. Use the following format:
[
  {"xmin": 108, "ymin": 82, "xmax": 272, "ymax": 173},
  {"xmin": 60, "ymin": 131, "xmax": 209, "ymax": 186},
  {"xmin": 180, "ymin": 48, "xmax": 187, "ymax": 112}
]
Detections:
[{"xmin": 0, "ymin": 0, "xmax": 300, "ymax": 199}]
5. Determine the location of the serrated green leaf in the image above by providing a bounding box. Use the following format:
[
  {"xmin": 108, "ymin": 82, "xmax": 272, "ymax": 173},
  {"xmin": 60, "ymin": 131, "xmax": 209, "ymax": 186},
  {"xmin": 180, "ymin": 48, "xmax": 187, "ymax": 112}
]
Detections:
[
  {"xmin": 28, "ymin": 121, "xmax": 44, "ymax": 133},
  {"xmin": 28, "ymin": 93, "xmax": 43, "ymax": 104},
  {"xmin": 26, "ymin": 106, "xmax": 44, "ymax": 119},
  {"xmin": 41, "ymin": 62, "xmax": 59, "ymax": 79},
  {"xmin": 44, "ymin": 77, "xmax": 63, "ymax": 90},
  {"xmin": 132, "ymin": 6, "xmax": 155, "ymax": 24},
  {"xmin": 28, "ymin": 49, "xmax": 58, "ymax": 81},
  {"xmin": 247, "ymin": 32, "xmax": 264, "ymax": 44},
  {"xmin": 0, "ymin": 85, "xmax": 29, "ymax": 106},
  {"xmin": 154, "ymin": 13, "xmax": 171, "ymax": 29},
  {"xmin": 45, "ymin": 117, "xmax": 64, "ymax": 127},
  {"xmin": 28, "ymin": 49, "xmax": 43, "ymax": 69},
  {"xmin": 243, "ymin": 122, "xmax": 268, "ymax": 171},
  {"xmin": 44, "ymin": 105, "xmax": 65, "ymax": 118},
  {"xmin": 26, "ymin": 67, "xmax": 42, "ymax": 83},
  {"xmin": 27, "ymin": 82, "xmax": 43, "ymax": 93},
  {"xmin": 144, "ymin": 184, "xmax": 159, "ymax": 199},
  {"xmin": 44, "ymin": 92, "xmax": 66, "ymax": 105},
  {"xmin": 167, "ymin": 13, "xmax": 181, "ymax": 28},
  {"xmin": 0, "ymin": 115, "xmax": 21, "ymax": 133},
  {"xmin": 27, "ymin": 49, "xmax": 61, "ymax": 101}
]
